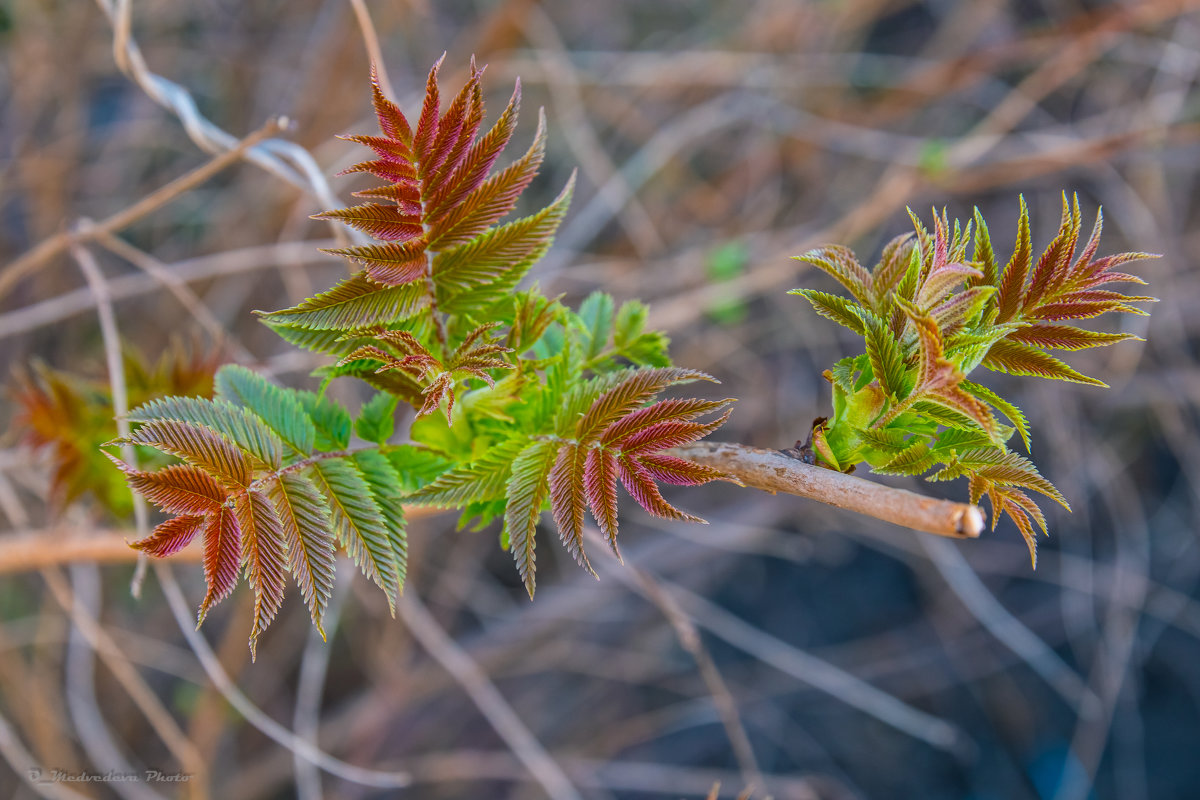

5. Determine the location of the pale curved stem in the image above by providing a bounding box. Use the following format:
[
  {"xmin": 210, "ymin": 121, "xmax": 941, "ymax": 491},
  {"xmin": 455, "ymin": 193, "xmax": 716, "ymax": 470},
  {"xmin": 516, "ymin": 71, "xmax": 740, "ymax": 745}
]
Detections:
[{"xmin": 669, "ymin": 441, "xmax": 985, "ymax": 539}]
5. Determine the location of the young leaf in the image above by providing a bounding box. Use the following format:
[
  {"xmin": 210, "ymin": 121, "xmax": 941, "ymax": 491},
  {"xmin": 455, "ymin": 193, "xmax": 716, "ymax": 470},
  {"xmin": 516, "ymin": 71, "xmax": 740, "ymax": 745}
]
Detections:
[
  {"xmin": 307, "ymin": 457, "xmax": 399, "ymax": 612},
  {"xmin": 234, "ymin": 490, "xmax": 288, "ymax": 658},
  {"xmin": 504, "ymin": 440, "xmax": 557, "ymax": 598},
  {"xmin": 199, "ymin": 506, "xmax": 242, "ymax": 623},
  {"xmin": 214, "ymin": 365, "xmax": 316, "ymax": 456},
  {"xmin": 267, "ymin": 474, "xmax": 336, "ymax": 637},
  {"xmin": 260, "ymin": 275, "xmax": 426, "ymax": 332},
  {"xmin": 130, "ymin": 515, "xmax": 206, "ymax": 558},
  {"xmin": 355, "ymin": 392, "xmax": 399, "ymax": 444},
  {"xmin": 122, "ymin": 419, "xmax": 252, "ymax": 489},
  {"xmin": 127, "ymin": 396, "xmax": 282, "ymax": 469}
]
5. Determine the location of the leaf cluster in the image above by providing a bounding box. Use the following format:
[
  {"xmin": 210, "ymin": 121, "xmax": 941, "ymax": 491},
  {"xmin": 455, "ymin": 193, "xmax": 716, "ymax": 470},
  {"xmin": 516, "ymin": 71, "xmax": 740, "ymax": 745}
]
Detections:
[
  {"xmin": 106, "ymin": 58, "xmax": 734, "ymax": 650},
  {"xmin": 790, "ymin": 195, "xmax": 1156, "ymax": 564},
  {"xmin": 11, "ymin": 342, "xmax": 218, "ymax": 517}
]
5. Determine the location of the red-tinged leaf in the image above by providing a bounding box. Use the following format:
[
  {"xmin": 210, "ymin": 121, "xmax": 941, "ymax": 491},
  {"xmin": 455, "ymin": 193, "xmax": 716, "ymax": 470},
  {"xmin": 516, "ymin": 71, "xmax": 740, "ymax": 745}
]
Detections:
[
  {"xmin": 268, "ymin": 474, "xmax": 336, "ymax": 637},
  {"xmin": 125, "ymin": 419, "xmax": 252, "ymax": 488},
  {"xmin": 426, "ymin": 63, "xmax": 483, "ymax": 183},
  {"xmin": 793, "ymin": 245, "xmax": 874, "ymax": 307},
  {"xmin": 926, "ymin": 384, "xmax": 997, "ymax": 439},
  {"xmin": 898, "ymin": 300, "xmax": 945, "ymax": 390},
  {"xmin": 618, "ymin": 408, "xmax": 733, "ymax": 454},
  {"xmin": 1002, "ymin": 494, "xmax": 1039, "ymax": 568},
  {"xmin": 931, "ymin": 285, "xmax": 995, "ymax": 334},
  {"xmin": 313, "ymin": 204, "xmax": 423, "ymax": 242},
  {"xmin": 917, "ymin": 262, "xmax": 983, "ymax": 307},
  {"xmin": 340, "ymin": 159, "xmax": 418, "ymax": 185},
  {"xmin": 1079, "ymin": 251, "xmax": 1158, "ymax": 282},
  {"xmin": 1024, "ymin": 193, "xmax": 1080, "ymax": 309},
  {"xmin": 996, "ymin": 196, "xmax": 1031, "ymax": 323},
  {"xmin": 637, "ymin": 453, "xmax": 727, "ymax": 486},
  {"xmin": 617, "ymin": 456, "xmax": 704, "ymax": 523},
  {"xmin": 107, "ymin": 455, "xmax": 226, "ymax": 515},
  {"xmin": 957, "ymin": 448, "xmax": 1070, "ymax": 508},
  {"xmin": 353, "ymin": 182, "xmax": 422, "ymax": 206},
  {"xmin": 428, "ymin": 109, "xmax": 547, "ymax": 249},
  {"xmin": 234, "ymin": 490, "xmax": 287, "ymax": 657},
  {"xmin": 1074, "ymin": 270, "xmax": 1149, "ymax": 289},
  {"xmin": 419, "ymin": 372, "xmax": 455, "ymax": 420},
  {"xmin": 872, "ymin": 233, "xmax": 916, "ymax": 307},
  {"xmin": 1008, "ymin": 323, "xmax": 1138, "ymax": 351},
  {"xmin": 1064, "ymin": 207, "xmax": 1103, "ymax": 284},
  {"xmin": 583, "ymin": 447, "xmax": 621, "ymax": 559},
  {"xmin": 199, "ymin": 505, "xmax": 242, "ymax": 623},
  {"xmin": 967, "ymin": 474, "xmax": 988, "ymax": 506},
  {"xmin": 426, "ymin": 81, "xmax": 521, "ymax": 221},
  {"xmin": 1035, "ymin": 300, "xmax": 1138, "ymax": 321},
  {"xmin": 548, "ymin": 443, "xmax": 593, "ymax": 575},
  {"xmin": 1003, "ymin": 486, "xmax": 1048, "ymax": 536},
  {"xmin": 413, "ymin": 55, "xmax": 445, "ymax": 171},
  {"xmin": 576, "ymin": 367, "xmax": 713, "ymax": 444},
  {"xmin": 982, "ymin": 339, "xmax": 1107, "ymax": 386},
  {"xmin": 601, "ymin": 398, "xmax": 733, "ymax": 446},
  {"xmin": 130, "ymin": 514, "xmax": 206, "ymax": 557},
  {"xmin": 338, "ymin": 133, "xmax": 413, "ymax": 165},
  {"xmin": 325, "ymin": 239, "xmax": 428, "ymax": 287},
  {"xmin": 338, "ymin": 344, "xmax": 402, "ymax": 368},
  {"xmin": 371, "ymin": 65, "xmax": 412, "ymax": 144},
  {"xmin": 431, "ymin": 174, "xmax": 574, "ymax": 295},
  {"xmin": 1050, "ymin": 289, "xmax": 1157, "ymax": 307}
]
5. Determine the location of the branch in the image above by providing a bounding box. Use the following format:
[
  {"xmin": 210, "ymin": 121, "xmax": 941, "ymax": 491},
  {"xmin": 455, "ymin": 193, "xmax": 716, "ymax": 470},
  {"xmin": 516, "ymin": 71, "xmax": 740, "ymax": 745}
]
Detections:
[
  {"xmin": 0, "ymin": 445, "xmax": 982, "ymax": 574},
  {"xmin": 669, "ymin": 441, "xmax": 985, "ymax": 539}
]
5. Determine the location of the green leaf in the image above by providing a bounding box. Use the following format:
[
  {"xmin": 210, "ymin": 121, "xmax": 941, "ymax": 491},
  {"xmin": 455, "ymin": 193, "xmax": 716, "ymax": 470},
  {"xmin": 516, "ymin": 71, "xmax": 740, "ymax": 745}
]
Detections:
[
  {"xmin": 259, "ymin": 274, "xmax": 426, "ymax": 331},
  {"xmin": 960, "ymin": 380, "xmax": 1031, "ymax": 451},
  {"xmin": 296, "ymin": 392, "xmax": 352, "ymax": 451},
  {"xmin": 406, "ymin": 437, "xmax": 530, "ymax": 506},
  {"xmin": 353, "ymin": 449, "xmax": 408, "ymax": 592},
  {"xmin": 355, "ymin": 392, "xmax": 399, "ymax": 444},
  {"xmin": 307, "ymin": 457, "xmax": 399, "ymax": 612},
  {"xmin": 971, "ymin": 207, "xmax": 998, "ymax": 289},
  {"xmin": 214, "ymin": 365, "xmax": 316, "ymax": 457},
  {"xmin": 788, "ymin": 289, "xmax": 866, "ymax": 335},
  {"xmin": 382, "ymin": 444, "xmax": 455, "ymax": 492},
  {"xmin": 503, "ymin": 440, "xmax": 557, "ymax": 598},
  {"xmin": 872, "ymin": 442, "xmax": 937, "ymax": 476},
  {"xmin": 578, "ymin": 291, "xmax": 614, "ymax": 360},
  {"xmin": 614, "ymin": 300, "xmax": 649, "ymax": 347},
  {"xmin": 858, "ymin": 308, "xmax": 907, "ymax": 398},
  {"xmin": 793, "ymin": 245, "xmax": 874, "ymax": 307}
]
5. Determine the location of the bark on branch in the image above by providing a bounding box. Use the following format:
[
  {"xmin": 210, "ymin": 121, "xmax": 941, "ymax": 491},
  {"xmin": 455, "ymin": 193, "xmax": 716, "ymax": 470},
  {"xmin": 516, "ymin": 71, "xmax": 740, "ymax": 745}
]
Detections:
[{"xmin": 669, "ymin": 441, "xmax": 985, "ymax": 539}]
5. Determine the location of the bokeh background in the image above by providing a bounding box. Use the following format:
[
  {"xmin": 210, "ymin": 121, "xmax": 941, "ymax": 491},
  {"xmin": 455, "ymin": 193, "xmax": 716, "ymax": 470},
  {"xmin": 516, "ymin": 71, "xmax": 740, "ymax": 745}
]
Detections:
[{"xmin": 2, "ymin": 1, "xmax": 1199, "ymax": 798}]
